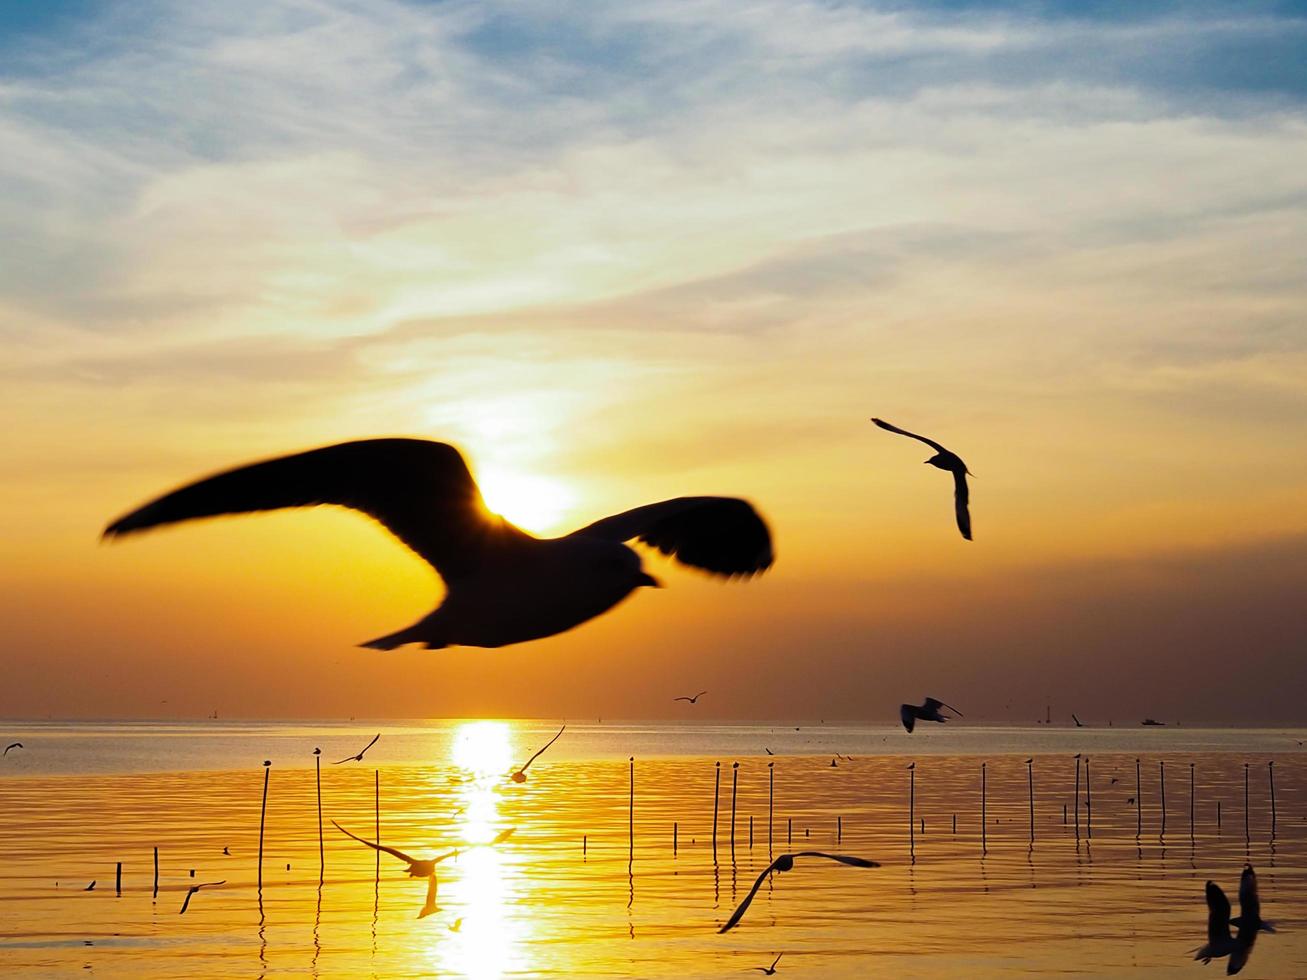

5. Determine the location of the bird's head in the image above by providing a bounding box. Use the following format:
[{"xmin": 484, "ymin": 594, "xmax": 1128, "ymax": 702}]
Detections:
[{"xmin": 924, "ymin": 453, "xmax": 949, "ymax": 470}]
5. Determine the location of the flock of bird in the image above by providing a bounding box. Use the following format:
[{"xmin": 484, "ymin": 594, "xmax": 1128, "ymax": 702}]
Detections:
[{"xmin": 76, "ymin": 423, "xmax": 1274, "ymax": 969}]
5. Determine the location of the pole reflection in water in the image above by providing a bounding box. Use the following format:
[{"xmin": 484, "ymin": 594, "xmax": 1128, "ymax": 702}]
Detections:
[{"xmin": 431, "ymin": 721, "xmax": 527, "ymax": 980}]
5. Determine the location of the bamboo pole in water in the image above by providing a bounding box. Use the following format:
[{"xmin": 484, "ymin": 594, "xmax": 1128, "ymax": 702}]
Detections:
[
  {"xmin": 908, "ymin": 763, "xmax": 916, "ymax": 856},
  {"xmin": 629, "ymin": 757, "xmax": 635, "ymax": 864},
  {"xmin": 375, "ymin": 770, "xmax": 381, "ymax": 883},
  {"xmin": 981, "ymin": 763, "xmax": 987, "ymax": 854},
  {"xmin": 1026, "ymin": 758, "xmax": 1035, "ymax": 844},
  {"xmin": 1159, "ymin": 761, "xmax": 1166, "ymax": 837},
  {"xmin": 767, "ymin": 762, "xmax": 774, "ymax": 855},
  {"xmin": 729, "ymin": 762, "xmax": 739, "ymax": 856},
  {"xmin": 153, "ymin": 847, "xmax": 158, "ymax": 899},
  {"xmin": 712, "ymin": 762, "xmax": 720, "ymax": 853},
  {"xmin": 1243, "ymin": 763, "xmax": 1250, "ymax": 841},
  {"xmin": 315, "ymin": 748, "xmax": 324, "ymax": 885},
  {"xmin": 1135, "ymin": 758, "xmax": 1142, "ymax": 837},
  {"xmin": 1074, "ymin": 755, "xmax": 1081, "ymax": 839},
  {"xmin": 1190, "ymin": 763, "xmax": 1196, "ymax": 842},
  {"xmin": 1269, "ymin": 761, "xmax": 1277, "ymax": 837},
  {"xmin": 258, "ymin": 761, "xmax": 270, "ymax": 891},
  {"xmin": 1085, "ymin": 757, "xmax": 1092, "ymax": 839},
  {"xmin": 116, "ymin": 862, "xmax": 122, "ymax": 897}
]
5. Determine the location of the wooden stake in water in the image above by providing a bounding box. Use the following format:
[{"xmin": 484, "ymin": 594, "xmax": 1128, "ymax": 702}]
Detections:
[
  {"xmin": 583, "ymin": 834, "xmax": 587, "ymax": 857},
  {"xmin": 153, "ymin": 846, "xmax": 159, "ymax": 900},
  {"xmin": 1084, "ymin": 757, "xmax": 1092, "ymax": 839},
  {"xmin": 1073, "ymin": 754, "xmax": 1081, "ymax": 839},
  {"xmin": 749, "ymin": 815, "xmax": 754, "ymax": 849},
  {"xmin": 908, "ymin": 762, "xmax": 916, "ymax": 856},
  {"xmin": 1243, "ymin": 763, "xmax": 1250, "ymax": 841},
  {"xmin": 1217, "ymin": 800, "xmax": 1222, "ymax": 830},
  {"xmin": 1026, "ymin": 758, "xmax": 1035, "ymax": 844},
  {"xmin": 953, "ymin": 813, "xmax": 957, "ymax": 834},
  {"xmin": 1135, "ymin": 758, "xmax": 1142, "ymax": 837},
  {"xmin": 116, "ymin": 861, "xmax": 122, "ymax": 897},
  {"xmin": 837, "ymin": 815, "xmax": 842, "ymax": 843},
  {"xmin": 673, "ymin": 822, "xmax": 678, "ymax": 857},
  {"xmin": 258, "ymin": 760, "xmax": 270, "ymax": 891},
  {"xmin": 767, "ymin": 762, "xmax": 775, "ymax": 854},
  {"xmin": 981, "ymin": 762, "xmax": 987, "ymax": 854},
  {"xmin": 787, "ymin": 817, "xmax": 792, "ymax": 846},
  {"xmin": 374, "ymin": 769, "xmax": 380, "ymax": 882},
  {"xmin": 712, "ymin": 762, "xmax": 720, "ymax": 853},
  {"xmin": 1159, "ymin": 761, "xmax": 1166, "ymax": 837},
  {"xmin": 1189, "ymin": 762, "xmax": 1196, "ymax": 842},
  {"xmin": 1268, "ymin": 761, "xmax": 1277, "ymax": 837},
  {"xmin": 629, "ymin": 756, "xmax": 635, "ymax": 864},
  {"xmin": 729, "ymin": 762, "xmax": 739, "ymax": 855},
  {"xmin": 314, "ymin": 748, "xmax": 324, "ymax": 885}
]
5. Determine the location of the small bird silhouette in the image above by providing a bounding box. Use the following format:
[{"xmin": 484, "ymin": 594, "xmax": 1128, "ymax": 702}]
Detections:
[
  {"xmin": 222, "ymin": 847, "xmax": 230, "ymax": 856},
  {"xmin": 84, "ymin": 881, "xmax": 95, "ymax": 891},
  {"xmin": 900, "ymin": 697, "xmax": 963, "ymax": 733},
  {"xmin": 511, "ymin": 725, "xmax": 565, "ymax": 783},
  {"xmin": 1127, "ymin": 797, "xmax": 1135, "ymax": 804},
  {"xmin": 179, "ymin": 880, "xmax": 225, "ymax": 915},
  {"xmin": 1072, "ymin": 714, "xmax": 1084, "ymax": 727},
  {"xmin": 718, "ymin": 852, "xmax": 879, "ymax": 933},
  {"xmin": 334, "ymin": 734, "xmax": 380, "ymax": 765},
  {"xmin": 449, "ymin": 917, "xmax": 463, "ymax": 933},
  {"xmin": 871, "ymin": 418, "xmax": 973, "ymax": 540},
  {"xmin": 764, "ymin": 747, "xmax": 774, "ymax": 755},
  {"xmin": 674, "ymin": 691, "xmax": 707, "ymax": 704},
  {"xmin": 102, "ymin": 439, "xmax": 774, "ymax": 650},
  {"xmin": 753, "ymin": 952, "xmax": 784, "ymax": 974},
  {"xmin": 3, "ymin": 742, "xmax": 22, "ymax": 755}
]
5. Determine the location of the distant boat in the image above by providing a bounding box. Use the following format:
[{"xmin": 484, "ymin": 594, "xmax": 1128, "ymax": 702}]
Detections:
[{"xmin": 1141, "ymin": 718, "xmax": 1165, "ymax": 727}]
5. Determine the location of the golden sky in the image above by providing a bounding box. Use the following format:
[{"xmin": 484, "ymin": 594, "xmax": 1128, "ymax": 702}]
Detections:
[{"xmin": 2, "ymin": 1, "xmax": 1306, "ymax": 722}]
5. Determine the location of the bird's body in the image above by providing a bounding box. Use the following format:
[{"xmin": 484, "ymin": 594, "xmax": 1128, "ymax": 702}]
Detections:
[
  {"xmin": 871, "ymin": 418, "xmax": 972, "ymax": 540},
  {"xmin": 103, "ymin": 439, "xmax": 773, "ymax": 650},
  {"xmin": 674, "ymin": 691, "xmax": 707, "ymax": 704},
  {"xmin": 511, "ymin": 725, "xmax": 565, "ymax": 783},
  {"xmin": 3, "ymin": 742, "xmax": 21, "ymax": 755},
  {"xmin": 179, "ymin": 880, "xmax": 225, "ymax": 915},
  {"xmin": 718, "ymin": 852, "xmax": 879, "ymax": 933},
  {"xmin": 900, "ymin": 697, "xmax": 963, "ymax": 734},
  {"xmin": 753, "ymin": 953, "xmax": 784, "ymax": 974},
  {"xmin": 333, "ymin": 821, "xmax": 458, "ymax": 878}
]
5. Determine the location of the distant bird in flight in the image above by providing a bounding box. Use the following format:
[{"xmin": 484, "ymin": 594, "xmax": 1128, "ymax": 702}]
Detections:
[
  {"xmin": 718, "ymin": 851, "xmax": 879, "ymax": 933},
  {"xmin": 179, "ymin": 880, "xmax": 225, "ymax": 915},
  {"xmin": 765, "ymin": 748, "xmax": 774, "ymax": 756},
  {"xmin": 871, "ymin": 418, "xmax": 973, "ymax": 540},
  {"xmin": 900, "ymin": 697, "xmax": 963, "ymax": 734},
  {"xmin": 753, "ymin": 952, "xmax": 784, "ymax": 975},
  {"xmin": 1072, "ymin": 714, "xmax": 1084, "ymax": 728},
  {"xmin": 334, "ymin": 734, "xmax": 380, "ymax": 765},
  {"xmin": 3, "ymin": 742, "xmax": 22, "ymax": 755},
  {"xmin": 1194, "ymin": 865, "xmax": 1271, "ymax": 974},
  {"xmin": 84, "ymin": 881, "xmax": 95, "ymax": 891},
  {"xmin": 512, "ymin": 725, "xmax": 565, "ymax": 783},
  {"xmin": 674, "ymin": 691, "xmax": 708, "ymax": 704},
  {"xmin": 103, "ymin": 438, "xmax": 774, "ymax": 650}
]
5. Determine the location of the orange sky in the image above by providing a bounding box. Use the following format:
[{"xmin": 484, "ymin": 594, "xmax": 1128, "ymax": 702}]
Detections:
[{"xmin": 2, "ymin": 1, "xmax": 1306, "ymax": 722}]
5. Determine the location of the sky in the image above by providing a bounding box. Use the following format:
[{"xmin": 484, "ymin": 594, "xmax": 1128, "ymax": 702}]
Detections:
[{"xmin": 1, "ymin": 0, "xmax": 1305, "ymax": 723}]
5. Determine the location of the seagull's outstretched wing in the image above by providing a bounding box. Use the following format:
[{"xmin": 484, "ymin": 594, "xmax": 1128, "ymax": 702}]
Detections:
[
  {"xmin": 719, "ymin": 855, "xmax": 785, "ymax": 933},
  {"xmin": 418, "ymin": 874, "xmax": 439, "ymax": 919},
  {"xmin": 924, "ymin": 698, "xmax": 963, "ymax": 718},
  {"xmin": 791, "ymin": 851, "xmax": 879, "ymax": 867},
  {"xmin": 575, "ymin": 497, "xmax": 773, "ymax": 578},
  {"xmin": 900, "ymin": 704, "xmax": 916, "ymax": 733},
  {"xmin": 1236, "ymin": 865, "xmax": 1259, "ymax": 925},
  {"xmin": 102, "ymin": 439, "xmax": 529, "ymax": 582},
  {"xmin": 334, "ymin": 733, "xmax": 380, "ymax": 765},
  {"xmin": 332, "ymin": 821, "xmax": 419, "ymax": 866},
  {"xmin": 871, "ymin": 418, "xmax": 949, "ymax": 454},
  {"xmin": 952, "ymin": 470, "xmax": 972, "ymax": 541},
  {"xmin": 1207, "ymin": 881, "xmax": 1233, "ymax": 946},
  {"xmin": 179, "ymin": 880, "xmax": 225, "ymax": 915},
  {"xmin": 518, "ymin": 726, "xmax": 565, "ymax": 774}
]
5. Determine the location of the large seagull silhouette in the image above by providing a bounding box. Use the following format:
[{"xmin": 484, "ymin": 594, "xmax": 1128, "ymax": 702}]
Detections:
[{"xmin": 104, "ymin": 438, "xmax": 774, "ymax": 650}]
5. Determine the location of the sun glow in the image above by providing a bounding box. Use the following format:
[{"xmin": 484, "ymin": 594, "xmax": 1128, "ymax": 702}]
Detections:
[{"xmin": 476, "ymin": 466, "xmax": 575, "ymax": 535}]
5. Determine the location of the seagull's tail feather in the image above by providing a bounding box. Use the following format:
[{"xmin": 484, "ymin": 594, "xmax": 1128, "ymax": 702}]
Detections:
[{"xmin": 360, "ymin": 615, "xmax": 447, "ymax": 651}]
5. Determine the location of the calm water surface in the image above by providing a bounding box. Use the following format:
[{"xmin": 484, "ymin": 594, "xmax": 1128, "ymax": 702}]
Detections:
[{"xmin": 1, "ymin": 721, "xmax": 1304, "ymax": 978}]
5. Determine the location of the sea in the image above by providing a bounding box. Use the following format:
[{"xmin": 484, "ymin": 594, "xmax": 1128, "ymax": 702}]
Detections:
[{"xmin": 0, "ymin": 720, "xmax": 1303, "ymax": 978}]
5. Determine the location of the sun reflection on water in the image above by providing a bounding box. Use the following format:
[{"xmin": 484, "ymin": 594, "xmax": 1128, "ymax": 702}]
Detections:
[{"xmin": 436, "ymin": 721, "xmax": 526, "ymax": 978}]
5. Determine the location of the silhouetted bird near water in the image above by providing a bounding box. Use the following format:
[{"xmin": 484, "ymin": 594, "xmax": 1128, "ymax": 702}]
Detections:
[
  {"xmin": 334, "ymin": 733, "xmax": 380, "ymax": 764},
  {"xmin": 511, "ymin": 725, "xmax": 565, "ymax": 783},
  {"xmin": 753, "ymin": 953, "xmax": 784, "ymax": 974},
  {"xmin": 179, "ymin": 880, "xmax": 225, "ymax": 915},
  {"xmin": 3, "ymin": 742, "xmax": 21, "ymax": 755},
  {"xmin": 674, "ymin": 691, "xmax": 707, "ymax": 704},
  {"xmin": 900, "ymin": 697, "xmax": 963, "ymax": 733},
  {"xmin": 718, "ymin": 852, "xmax": 879, "ymax": 933},
  {"xmin": 1195, "ymin": 865, "xmax": 1272, "ymax": 975},
  {"xmin": 871, "ymin": 418, "xmax": 973, "ymax": 540},
  {"xmin": 103, "ymin": 439, "xmax": 774, "ymax": 649}
]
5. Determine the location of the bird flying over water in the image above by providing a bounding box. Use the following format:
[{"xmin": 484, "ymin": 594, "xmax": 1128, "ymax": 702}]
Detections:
[
  {"xmin": 179, "ymin": 880, "xmax": 225, "ymax": 915},
  {"xmin": 511, "ymin": 725, "xmax": 565, "ymax": 783},
  {"xmin": 718, "ymin": 852, "xmax": 879, "ymax": 933},
  {"xmin": 871, "ymin": 418, "xmax": 973, "ymax": 540},
  {"xmin": 1072, "ymin": 714, "xmax": 1084, "ymax": 728},
  {"xmin": 674, "ymin": 691, "xmax": 707, "ymax": 704},
  {"xmin": 334, "ymin": 734, "xmax": 380, "ymax": 765},
  {"xmin": 900, "ymin": 697, "xmax": 963, "ymax": 734},
  {"xmin": 3, "ymin": 742, "xmax": 21, "ymax": 755},
  {"xmin": 103, "ymin": 438, "xmax": 774, "ymax": 650},
  {"xmin": 1194, "ymin": 865, "xmax": 1271, "ymax": 975},
  {"xmin": 753, "ymin": 952, "xmax": 784, "ymax": 974}
]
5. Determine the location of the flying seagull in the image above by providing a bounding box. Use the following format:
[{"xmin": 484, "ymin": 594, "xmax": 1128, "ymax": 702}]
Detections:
[
  {"xmin": 674, "ymin": 691, "xmax": 707, "ymax": 704},
  {"xmin": 3, "ymin": 742, "xmax": 21, "ymax": 755},
  {"xmin": 1072, "ymin": 714, "xmax": 1084, "ymax": 728},
  {"xmin": 871, "ymin": 418, "xmax": 973, "ymax": 540},
  {"xmin": 900, "ymin": 697, "xmax": 963, "ymax": 734},
  {"xmin": 753, "ymin": 952, "xmax": 784, "ymax": 975},
  {"xmin": 1194, "ymin": 867, "xmax": 1270, "ymax": 975},
  {"xmin": 334, "ymin": 734, "xmax": 380, "ymax": 765},
  {"xmin": 179, "ymin": 880, "xmax": 226, "ymax": 915},
  {"xmin": 333, "ymin": 821, "xmax": 514, "ymax": 918},
  {"xmin": 511, "ymin": 725, "xmax": 565, "ymax": 783},
  {"xmin": 1229, "ymin": 864, "xmax": 1275, "ymax": 936},
  {"xmin": 102, "ymin": 438, "xmax": 774, "ymax": 650},
  {"xmin": 718, "ymin": 852, "xmax": 879, "ymax": 933}
]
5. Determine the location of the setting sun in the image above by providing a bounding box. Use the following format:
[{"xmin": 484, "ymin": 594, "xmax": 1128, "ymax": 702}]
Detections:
[{"xmin": 476, "ymin": 468, "xmax": 576, "ymax": 535}]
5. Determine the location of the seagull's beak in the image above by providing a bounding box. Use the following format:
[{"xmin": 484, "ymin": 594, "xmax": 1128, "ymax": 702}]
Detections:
[{"xmin": 636, "ymin": 571, "xmax": 662, "ymax": 588}]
